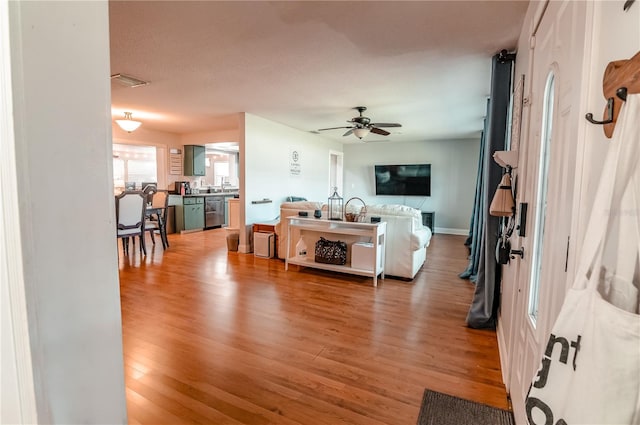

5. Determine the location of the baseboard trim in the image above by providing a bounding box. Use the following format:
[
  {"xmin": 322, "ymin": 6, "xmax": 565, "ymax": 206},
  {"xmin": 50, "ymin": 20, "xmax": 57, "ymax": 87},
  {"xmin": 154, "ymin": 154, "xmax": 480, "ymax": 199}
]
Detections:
[
  {"xmin": 496, "ymin": 316, "xmax": 510, "ymax": 390},
  {"xmin": 434, "ymin": 227, "xmax": 468, "ymax": 236}
]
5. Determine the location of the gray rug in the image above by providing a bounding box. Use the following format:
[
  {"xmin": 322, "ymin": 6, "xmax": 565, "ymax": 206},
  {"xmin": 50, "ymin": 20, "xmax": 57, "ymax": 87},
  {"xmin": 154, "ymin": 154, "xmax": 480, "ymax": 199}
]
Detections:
[{"xmin": 416, "ymin": 389, "xmax": 515, "ymax": 425}]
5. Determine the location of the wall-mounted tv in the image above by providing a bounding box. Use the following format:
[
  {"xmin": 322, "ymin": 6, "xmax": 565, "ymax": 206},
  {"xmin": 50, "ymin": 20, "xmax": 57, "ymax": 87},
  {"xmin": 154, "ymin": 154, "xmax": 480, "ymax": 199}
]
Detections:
[{"xmin": 374, "ymin": 164, "xmax": 431, "ymax": 196}]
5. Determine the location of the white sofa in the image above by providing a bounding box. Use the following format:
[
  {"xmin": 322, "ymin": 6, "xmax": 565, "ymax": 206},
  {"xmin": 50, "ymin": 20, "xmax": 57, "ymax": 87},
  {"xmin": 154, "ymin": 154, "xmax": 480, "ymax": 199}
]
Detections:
[
  {"xmin": 275, "ymin": 201, "xmax": 431, "ymax": 280},
  {"xmin": 275, "ymin": 201, "xmax": 324, "ymax": 260},
  {"xmin": 360, "ymin": 204, "xmax": 431, "ymax": 280}
]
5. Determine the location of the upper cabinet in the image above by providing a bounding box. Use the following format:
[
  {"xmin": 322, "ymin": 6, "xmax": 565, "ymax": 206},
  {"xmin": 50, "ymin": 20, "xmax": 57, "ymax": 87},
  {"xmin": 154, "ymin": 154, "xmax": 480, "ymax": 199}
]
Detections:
[{"xmin": 183, "ymin": 145, "xmax": 205, "ymax": 176}]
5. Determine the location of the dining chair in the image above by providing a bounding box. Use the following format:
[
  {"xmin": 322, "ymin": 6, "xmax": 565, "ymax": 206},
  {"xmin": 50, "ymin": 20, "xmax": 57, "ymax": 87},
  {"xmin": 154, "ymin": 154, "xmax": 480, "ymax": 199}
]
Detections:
[
  {"xmin": 145, "ymin": 190, "xmax": 169, "ymax": 249},
  {"xmin": 142, "ymin": 184, "xmax": 158, "ymax": 205},
  {"xmin": 115, "ymin": 191, "xmax": 146, "ymax": 256}
]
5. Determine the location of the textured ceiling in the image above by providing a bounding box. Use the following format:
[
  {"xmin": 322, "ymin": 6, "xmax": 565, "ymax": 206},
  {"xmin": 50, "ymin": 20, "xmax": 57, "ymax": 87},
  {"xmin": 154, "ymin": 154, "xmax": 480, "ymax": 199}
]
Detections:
[{"xmin": 109, "ymin": 1, "xmax": 529, "ymax": 144}]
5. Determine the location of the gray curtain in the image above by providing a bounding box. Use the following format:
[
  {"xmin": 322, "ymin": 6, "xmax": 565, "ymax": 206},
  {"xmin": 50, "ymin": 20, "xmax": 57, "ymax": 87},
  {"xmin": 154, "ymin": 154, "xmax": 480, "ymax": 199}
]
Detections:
[
  {"xmin": 460, "ymin": 109, "xmax": 488, "ymax": 282},
  {"xmin": 462, "ymin": 52, "xmax": 514, "ymax": 329}
]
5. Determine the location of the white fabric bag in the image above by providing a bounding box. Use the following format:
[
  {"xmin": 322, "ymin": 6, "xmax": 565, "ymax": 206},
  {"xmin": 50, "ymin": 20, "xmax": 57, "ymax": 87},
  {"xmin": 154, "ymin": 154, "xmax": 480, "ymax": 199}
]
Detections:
[{"xmin": 526, "ymin": 95, "xmax": 640, "ymax": 425}]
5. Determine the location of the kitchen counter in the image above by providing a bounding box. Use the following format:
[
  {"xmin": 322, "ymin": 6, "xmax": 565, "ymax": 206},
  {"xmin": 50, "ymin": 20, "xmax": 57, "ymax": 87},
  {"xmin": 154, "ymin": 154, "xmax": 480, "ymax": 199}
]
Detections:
[
  {"xmin": 180, "ymin": 192, "xmax": 239, "ymax": 198},
  {"xmin": 172, "ymin": 193, "xmax": 239, "ymax": 232},
  {"xmin": 168, "ymin": 193, "xmax": 238, "ymax": 208}
]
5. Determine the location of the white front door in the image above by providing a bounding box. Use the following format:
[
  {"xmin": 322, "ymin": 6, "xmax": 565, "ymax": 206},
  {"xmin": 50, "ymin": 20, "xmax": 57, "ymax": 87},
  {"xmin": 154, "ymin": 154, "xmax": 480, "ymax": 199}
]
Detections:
[{"xmin": 508, "ymin": 1, "xmax": 586, "ymax": 421}]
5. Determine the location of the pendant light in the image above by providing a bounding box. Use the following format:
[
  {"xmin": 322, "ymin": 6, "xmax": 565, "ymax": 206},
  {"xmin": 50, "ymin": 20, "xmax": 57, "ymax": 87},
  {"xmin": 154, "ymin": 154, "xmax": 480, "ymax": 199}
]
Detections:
[{"xmin": 115, "ymin": 112, "xmax": 142, "ymax": 133}]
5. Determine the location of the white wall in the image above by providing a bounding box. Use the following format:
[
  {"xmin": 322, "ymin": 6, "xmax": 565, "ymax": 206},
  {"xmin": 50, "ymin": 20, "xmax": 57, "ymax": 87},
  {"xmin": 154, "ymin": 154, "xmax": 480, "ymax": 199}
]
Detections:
[
  {"xmin": 573, "ymin": 1, "xmax": 640, "ymax": 273},
  {"xmin": 242, "ymin": 113, "xmax": 342, "ymax": 251},
  {"xmin": 114, "ymin": 124, "xmax": 182, "ymax": 146},
  {"xmin": 1, "ymin": 1, "xmax": 36, "ymax": 422},
  {"xmin": 181, "ymin": 127, "xmax": 240, "ymax": 145},
  {"xmin": 342, "ymin": 139, "xmax": 480, "ymax": 233},
  {"xmin": 9, "ymin": 1, "xmax": 127, "ymax": 423}
]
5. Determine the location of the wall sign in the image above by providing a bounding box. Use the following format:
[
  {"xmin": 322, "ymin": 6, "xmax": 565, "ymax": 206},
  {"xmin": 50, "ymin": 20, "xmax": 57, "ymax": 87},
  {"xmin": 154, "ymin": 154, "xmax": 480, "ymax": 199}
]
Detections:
[{"xmin": 289, "ymin": 148, "xmax": 301, "ymax": 176}]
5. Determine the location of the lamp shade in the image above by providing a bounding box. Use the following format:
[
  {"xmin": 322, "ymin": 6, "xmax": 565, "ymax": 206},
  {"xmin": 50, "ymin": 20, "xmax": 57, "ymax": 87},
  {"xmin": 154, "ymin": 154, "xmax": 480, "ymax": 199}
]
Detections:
[
  {"xmin": 353, "ymin": 127, "xmax": 370, "ymax": 139},
  {"xmin": 116, "ymin": 112, "xmax": 142, "ymax": 133},
  {"xmin": 490, "ymin": 173, "xmax": 515, "ymax": 217}
]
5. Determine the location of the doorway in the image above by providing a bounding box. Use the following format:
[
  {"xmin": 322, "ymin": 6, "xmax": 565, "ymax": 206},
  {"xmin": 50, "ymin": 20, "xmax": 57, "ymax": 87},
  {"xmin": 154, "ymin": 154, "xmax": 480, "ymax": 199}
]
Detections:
[{"xmin": 329, "ymin": 150, "xmax": 343, "ymax": 196}]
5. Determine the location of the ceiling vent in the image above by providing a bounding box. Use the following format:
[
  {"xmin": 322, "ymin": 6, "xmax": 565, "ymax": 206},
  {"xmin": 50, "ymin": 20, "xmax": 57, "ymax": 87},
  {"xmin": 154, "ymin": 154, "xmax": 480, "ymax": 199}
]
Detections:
[{"xmin": 110, "ymin": 73, "xmax": 149, "ymax": 88}]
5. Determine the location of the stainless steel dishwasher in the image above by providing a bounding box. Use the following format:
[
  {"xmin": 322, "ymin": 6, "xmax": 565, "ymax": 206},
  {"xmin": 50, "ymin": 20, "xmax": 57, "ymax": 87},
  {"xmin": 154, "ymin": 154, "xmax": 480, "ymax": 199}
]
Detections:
[{"xmin": 204, "ymin": 196, "xmax": 225, "ymax": 228}]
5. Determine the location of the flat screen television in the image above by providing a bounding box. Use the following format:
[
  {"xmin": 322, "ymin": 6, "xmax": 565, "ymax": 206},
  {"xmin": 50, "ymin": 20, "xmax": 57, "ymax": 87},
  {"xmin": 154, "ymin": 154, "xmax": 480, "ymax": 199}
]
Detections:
[{"xmin": 374, "ymin": 164, "xmax": 431, "ymax": 196}]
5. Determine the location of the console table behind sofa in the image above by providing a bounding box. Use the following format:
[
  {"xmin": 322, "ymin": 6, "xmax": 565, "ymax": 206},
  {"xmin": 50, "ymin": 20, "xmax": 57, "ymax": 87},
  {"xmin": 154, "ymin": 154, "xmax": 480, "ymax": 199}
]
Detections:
[{"xmin": 285, "ymin": 216, "xmax": 386, "ymax": 286}]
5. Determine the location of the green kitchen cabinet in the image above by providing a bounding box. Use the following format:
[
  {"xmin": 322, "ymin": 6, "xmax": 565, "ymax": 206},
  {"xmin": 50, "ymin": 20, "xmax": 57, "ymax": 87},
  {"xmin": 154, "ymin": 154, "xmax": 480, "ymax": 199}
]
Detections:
[
  {"xmin": 183, "ymin": 197, "xmax": 204, "ymax": 230},
  {"xmin": 184, "ymin": 145, "xmax": 205, "ymax": 176}
]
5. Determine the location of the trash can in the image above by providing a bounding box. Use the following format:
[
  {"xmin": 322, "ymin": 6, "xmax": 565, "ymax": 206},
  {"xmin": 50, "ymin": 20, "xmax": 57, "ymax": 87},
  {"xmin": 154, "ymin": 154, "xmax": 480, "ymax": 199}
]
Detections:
[{"xmin": 226, "ymin": 233, "xmax": 239, "ymax": 252}]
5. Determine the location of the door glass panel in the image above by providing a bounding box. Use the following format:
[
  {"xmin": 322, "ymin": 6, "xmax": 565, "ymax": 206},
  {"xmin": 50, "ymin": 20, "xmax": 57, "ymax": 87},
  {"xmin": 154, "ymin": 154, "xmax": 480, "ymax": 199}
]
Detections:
[{"xmin": 529, "ymin": 72, "xmax": 555, "ymax": 325}]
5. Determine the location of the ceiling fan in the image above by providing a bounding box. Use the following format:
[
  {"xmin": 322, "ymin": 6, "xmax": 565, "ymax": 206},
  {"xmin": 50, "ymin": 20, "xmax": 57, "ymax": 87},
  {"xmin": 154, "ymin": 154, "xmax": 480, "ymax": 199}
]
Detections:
[{"xmin": 318, "ymin": 106, "xmax": 402, "ymax": 140}]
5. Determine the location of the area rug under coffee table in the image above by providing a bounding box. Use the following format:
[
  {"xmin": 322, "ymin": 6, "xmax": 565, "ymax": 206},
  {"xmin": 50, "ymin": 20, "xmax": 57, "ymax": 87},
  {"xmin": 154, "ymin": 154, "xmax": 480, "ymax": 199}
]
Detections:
[{"xmin": 416, "ymin": 389, "xmax": 515, "ymax": 425}]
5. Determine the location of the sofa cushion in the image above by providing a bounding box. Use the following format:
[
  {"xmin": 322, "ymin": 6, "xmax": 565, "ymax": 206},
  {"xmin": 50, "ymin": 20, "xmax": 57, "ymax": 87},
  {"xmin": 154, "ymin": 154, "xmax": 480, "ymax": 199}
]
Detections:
[
  {"xmin": 280, "ymin": 201, "xmax": 323, "ymax": 211},
  {"xmin": 365, "ymin": 204, "xmax": 423, "ymax": 229},
  {"xmin": 365, "ymin": 204, "xmax": 422, "ymax": 218},
  {"xmin": 410, "ymin": 227, "xmax": 432, "ymax": 250}
]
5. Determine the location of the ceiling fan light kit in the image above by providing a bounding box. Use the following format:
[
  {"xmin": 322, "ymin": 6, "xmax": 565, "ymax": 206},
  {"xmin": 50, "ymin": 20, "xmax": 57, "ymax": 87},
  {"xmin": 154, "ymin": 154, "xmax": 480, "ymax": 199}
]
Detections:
[
  {"xmin": 317, "ymin": 106, "xmax": 401, "ymax": 141},
  {"xmin": 353, "ymin": 128, "xmax": 370, "ymax": 139},
  {"xmin": 115, "ymin": 112, "xmax": 142, "ymax": 132}
]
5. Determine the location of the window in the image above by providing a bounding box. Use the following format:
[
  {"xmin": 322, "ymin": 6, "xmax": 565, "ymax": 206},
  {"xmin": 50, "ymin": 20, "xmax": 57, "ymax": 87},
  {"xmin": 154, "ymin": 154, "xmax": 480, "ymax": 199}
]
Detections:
[
  {"xmin": 112, "ymin": 143, "xmax": 157, "ymax": 192},
  {"xmin": 213, "ymin": 161, "xmax": 230, "ymax": 186},
  {"xmin": 205, "ymin": 149, "xmax": 239, "ymax": 187},
  {"xmin": 529, "ymin": 72, "xmax": 555, "ymax": 324}
]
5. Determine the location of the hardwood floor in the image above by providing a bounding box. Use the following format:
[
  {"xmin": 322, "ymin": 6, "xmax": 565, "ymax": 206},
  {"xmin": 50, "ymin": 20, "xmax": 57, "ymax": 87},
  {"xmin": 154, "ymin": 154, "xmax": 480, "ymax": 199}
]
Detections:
[{"xmin": 119, "ymin": 229, "xmax": 509, "ymax": 424}]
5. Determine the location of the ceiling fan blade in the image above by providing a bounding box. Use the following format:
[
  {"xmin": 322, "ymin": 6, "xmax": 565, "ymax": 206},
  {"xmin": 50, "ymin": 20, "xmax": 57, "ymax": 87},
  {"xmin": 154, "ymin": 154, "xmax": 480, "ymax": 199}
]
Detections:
[
  {"xmin": 342, "ymin": 129, "xmax": 354, "ymax": 137},
  {"xmin": 317, "ymin": 126, "xmax": 354, "ymax": 131},
  {"xmin": 370, "ymin": 127, "xmax": 390, "ymax": 136},
  {"xmin": 370, "ymin": 123, "xmax": 402, "ymax": 128}
]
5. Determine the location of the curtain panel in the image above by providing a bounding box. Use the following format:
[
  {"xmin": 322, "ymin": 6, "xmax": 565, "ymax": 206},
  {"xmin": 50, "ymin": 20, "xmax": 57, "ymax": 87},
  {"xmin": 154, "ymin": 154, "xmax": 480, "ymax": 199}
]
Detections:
[{"xmin": 462, "ymin": 52, "xmax": 514, "ymax": 329}]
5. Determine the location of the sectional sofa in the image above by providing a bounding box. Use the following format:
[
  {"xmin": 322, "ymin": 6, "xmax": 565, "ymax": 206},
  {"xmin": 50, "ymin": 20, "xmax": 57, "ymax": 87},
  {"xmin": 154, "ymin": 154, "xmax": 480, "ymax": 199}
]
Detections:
[{"xmin": 274, "ymin": 201, "xmax": 432, "ymax": 280}]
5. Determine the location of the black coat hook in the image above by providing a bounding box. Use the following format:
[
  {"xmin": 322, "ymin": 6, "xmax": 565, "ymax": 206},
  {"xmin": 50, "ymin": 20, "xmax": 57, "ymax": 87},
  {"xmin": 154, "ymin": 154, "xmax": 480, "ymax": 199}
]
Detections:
[
  {"xmin": 617, "ymin": 87, "xmax": 628, "ymax": 101},
  {"xmin": 624, "ymin": 0, "xmax": 635, "ymax": 12},
  {"xmin": 585, "ymin": 97, "xmax": 614, "ymax": 125},
  {"xmin": 585, "ymin": 87, "xmax": 629, "ymax": 126}
]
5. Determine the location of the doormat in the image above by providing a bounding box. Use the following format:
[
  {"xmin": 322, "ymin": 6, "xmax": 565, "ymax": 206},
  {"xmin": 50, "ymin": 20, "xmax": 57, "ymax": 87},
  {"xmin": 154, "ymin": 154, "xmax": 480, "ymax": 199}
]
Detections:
[{"xmin": 416, "ymin": 389, "xmax": 515, "ymax": 425}]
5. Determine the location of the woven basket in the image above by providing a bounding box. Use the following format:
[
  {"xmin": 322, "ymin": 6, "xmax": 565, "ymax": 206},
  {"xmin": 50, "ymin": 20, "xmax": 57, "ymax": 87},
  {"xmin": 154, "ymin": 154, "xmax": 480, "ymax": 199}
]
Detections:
[{"xmin": 344, "ymin": 197, "xmax": 366, "ymax": 222}]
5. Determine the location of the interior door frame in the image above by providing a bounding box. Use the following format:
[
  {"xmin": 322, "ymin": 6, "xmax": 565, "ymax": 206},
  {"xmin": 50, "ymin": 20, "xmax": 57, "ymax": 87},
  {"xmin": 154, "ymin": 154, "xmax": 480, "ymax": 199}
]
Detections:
[
  {"xmin": 329, "ymin": 150, "xmax": 344, "ymax": 196},
  {"xmin": 0, "ymin": 0, "xmax": 39, "ymax": 421}
]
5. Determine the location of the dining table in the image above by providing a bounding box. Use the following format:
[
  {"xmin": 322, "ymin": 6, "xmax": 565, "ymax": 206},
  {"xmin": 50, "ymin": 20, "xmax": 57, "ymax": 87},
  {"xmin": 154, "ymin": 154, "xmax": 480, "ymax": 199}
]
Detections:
[{"xmin": 145, "ymin": 204, "xmax": 169, "ymax": 249}]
